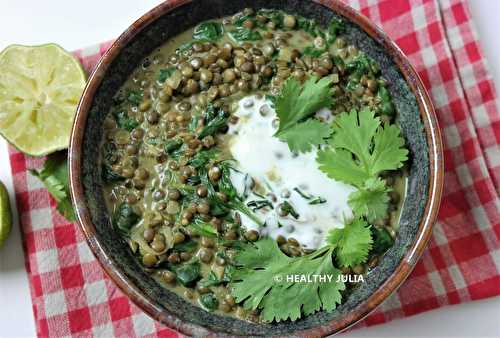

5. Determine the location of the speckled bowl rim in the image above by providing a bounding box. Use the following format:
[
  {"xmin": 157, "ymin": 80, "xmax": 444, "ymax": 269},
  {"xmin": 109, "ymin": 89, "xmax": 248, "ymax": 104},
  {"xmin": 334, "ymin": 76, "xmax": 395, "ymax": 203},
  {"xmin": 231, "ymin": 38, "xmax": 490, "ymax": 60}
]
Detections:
[{"xmin": 69, "ymin": 0, "xmax": 444, "ymax": 336}]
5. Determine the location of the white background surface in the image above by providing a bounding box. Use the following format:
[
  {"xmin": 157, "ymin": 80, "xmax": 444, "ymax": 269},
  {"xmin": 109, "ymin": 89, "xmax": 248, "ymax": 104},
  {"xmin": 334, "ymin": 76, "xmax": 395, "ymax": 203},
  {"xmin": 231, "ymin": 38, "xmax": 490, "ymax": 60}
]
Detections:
[{"xmin": 0, "ymin": 1, "xmax": 499, "ymax": 337}]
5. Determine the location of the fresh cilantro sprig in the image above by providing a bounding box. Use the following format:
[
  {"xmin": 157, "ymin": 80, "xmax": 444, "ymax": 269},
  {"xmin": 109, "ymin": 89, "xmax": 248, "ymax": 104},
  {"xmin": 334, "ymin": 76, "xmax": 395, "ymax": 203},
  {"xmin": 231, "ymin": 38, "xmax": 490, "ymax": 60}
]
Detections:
[
  {"xmin": 230, "ymin": 218, "xmax": 373, "ymax": 322},
  {"xmin": 29, "ymin": 153, "xmax": 76, "ymax": 222},
  {"xmin": 230, "ymin": 238, "xmax": 344, "ymax": 322},
  {"xmin": 317, "ymin": 108, "xmax": 408, "ymax": 187},
  {"xmin": 326, "ymin": 218, "xmax": 373, "ymax": 268},
  {"xmin": 348, "ymin": 178, "xmax": 390, "ymax": 223},
  {"xmin": 273, "ymin": 76, "xmax": 334, "ymax": 153},
  {"xmin": 317, "ymin": 108, "xmax": 407, "ymax": 222}
]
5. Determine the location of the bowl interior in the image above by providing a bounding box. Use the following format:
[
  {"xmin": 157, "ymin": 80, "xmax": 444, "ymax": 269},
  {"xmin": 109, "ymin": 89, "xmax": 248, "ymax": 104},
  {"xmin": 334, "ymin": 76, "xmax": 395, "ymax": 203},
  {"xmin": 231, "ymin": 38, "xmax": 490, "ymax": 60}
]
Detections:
[{"xmin": 75, "ymin": 0, "xmax": 430, "ymax": 335}]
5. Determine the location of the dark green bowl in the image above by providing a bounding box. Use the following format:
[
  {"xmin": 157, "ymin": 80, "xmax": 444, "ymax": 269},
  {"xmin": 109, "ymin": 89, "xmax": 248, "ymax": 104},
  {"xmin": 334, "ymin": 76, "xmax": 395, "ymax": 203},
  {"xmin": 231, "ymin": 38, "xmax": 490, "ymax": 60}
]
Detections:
[{"xmin": 69, "ymin": 0, "xmax": 443, "ymax": 336}]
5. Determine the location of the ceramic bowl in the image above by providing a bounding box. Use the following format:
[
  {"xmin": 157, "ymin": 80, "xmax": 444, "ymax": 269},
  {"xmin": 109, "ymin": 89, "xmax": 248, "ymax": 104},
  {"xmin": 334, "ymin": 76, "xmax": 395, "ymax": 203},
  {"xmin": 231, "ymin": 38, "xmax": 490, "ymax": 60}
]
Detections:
[{"xmin": 69, "ymin": 0, "xmax": 444, "ymax": 336}]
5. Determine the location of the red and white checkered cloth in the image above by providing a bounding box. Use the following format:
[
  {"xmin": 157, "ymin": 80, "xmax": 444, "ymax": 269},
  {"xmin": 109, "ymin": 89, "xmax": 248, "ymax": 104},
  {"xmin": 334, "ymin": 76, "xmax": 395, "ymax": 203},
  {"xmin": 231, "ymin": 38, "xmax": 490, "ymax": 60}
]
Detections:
[{"xmin": 7, "ymin": 0, "xmax": 500, "ymax": 336}]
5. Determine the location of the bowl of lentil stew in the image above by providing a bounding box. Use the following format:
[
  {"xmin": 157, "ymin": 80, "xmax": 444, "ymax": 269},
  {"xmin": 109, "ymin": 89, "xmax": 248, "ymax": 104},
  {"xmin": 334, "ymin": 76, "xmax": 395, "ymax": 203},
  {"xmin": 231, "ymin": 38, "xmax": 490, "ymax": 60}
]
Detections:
[{"xmin": 69, "ymin": 0, "xmax": 443, "ymax": 336}]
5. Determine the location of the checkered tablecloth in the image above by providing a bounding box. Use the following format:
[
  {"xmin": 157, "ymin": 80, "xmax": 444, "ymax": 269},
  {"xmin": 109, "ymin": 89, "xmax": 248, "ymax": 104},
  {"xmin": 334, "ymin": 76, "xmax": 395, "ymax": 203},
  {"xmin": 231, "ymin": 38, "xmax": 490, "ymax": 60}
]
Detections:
[{"xmin": 8, "ymin": 0, "xmax": 500, "ymax": 336}]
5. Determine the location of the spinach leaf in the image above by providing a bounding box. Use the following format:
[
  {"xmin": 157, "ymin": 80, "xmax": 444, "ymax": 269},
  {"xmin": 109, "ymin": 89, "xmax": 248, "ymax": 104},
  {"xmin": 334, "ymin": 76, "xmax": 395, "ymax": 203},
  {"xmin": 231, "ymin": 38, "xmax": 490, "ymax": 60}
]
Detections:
[
  {"xmin": 256, "ymin": 9, "xmax": 284, "ymax": 28},
  {"xmin": 158, "ymin": 67, "xmax": 176, "ymax": 83},
  {"xmin": 176, "ymin": 261, "xmax": 201, "ymax": 286},
  {"xmin": 173, "ymin": 239, "xmax": 198, "ymax": 253},
  {"xmin": 199, "ymin": 270, "xmax": 224, "ymax": 288},
  {"xmin": 327, "ymin": 17, "xmax": 345, "ymax": 43},
  {"xmin": 102, "ymin": 143, "xmax": 124, "ymax": 183},
  {"xmin": 113, "ymin": 111, "xmax": 139, "ymax": 131},
  {"xmin": 302, "ymin": 46, "xmax": 327, "ymax": 57},
  {"xmin": 102, "ymin": 164, "xmax": 124, "ymax": 183},
  {"xmin": 370, "ymin": 227, "xmax": 394, "ymax": 255},
  {"xmin": 177, "ymin": 41, "xmax": 195, "ymax": 54},
  {"xmin": 164, "ymin": 139, "xmax": 183, "ymax": 154},
  {"xmin": 297, "ymin": 16, "xmax": 324, "ymax": 38},
  {"xmin": 193, "ymin": 22, "xmax": 224, "ymax": 42},
  {"xmin": 233, "ymin": 14, "xmax": 255, "ymax": 27},
  {"xmin": 127, "ymin": 90, "xmax": 143, "ymax": 105},
  {"xmin": 199, "ymin": 292, "xmax": 219, "ymax": 311},
  {"xmin": 377, "ymin": 86, "xmax": 395, "ymax": 116},
  {"xmin": 113, "ymin": 203, "xmax": 139, "ymax": 234},
  {"xmin": 229, "ymin": 27, "xmax": 262, "ymax": 42}
]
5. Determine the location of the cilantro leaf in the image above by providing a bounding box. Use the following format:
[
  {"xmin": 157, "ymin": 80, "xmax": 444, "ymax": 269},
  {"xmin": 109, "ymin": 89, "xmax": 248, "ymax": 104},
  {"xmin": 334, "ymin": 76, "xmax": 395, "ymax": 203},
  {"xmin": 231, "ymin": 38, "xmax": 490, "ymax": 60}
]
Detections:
[
  {"xmin": 230, "ymin": 238, "xmax": 344, "ymax": 322},
  {"xmin": 29, "ymin": 153, "xmax": 76, "ymax": 222},
  {"xmin": 326, "ymin": 219, "xmax": 373, "ymax": 268},
  {"xmin": 275, "ymin": 76, "xmax": 333, "ymax": 135},
  {"xmin": 317, "ymin": 108, "xmax": 408, "ymax": 187},
  {"xmin": 273, "ymin": 76, "xmax": 333, "ymax": 152},
  {"xmin": 277, "ymin": 119, "xmax": 332, "ymax": 153},
  {"xmin": 348, "ymin": 178, "xmax": 390, "ymax": 222}
]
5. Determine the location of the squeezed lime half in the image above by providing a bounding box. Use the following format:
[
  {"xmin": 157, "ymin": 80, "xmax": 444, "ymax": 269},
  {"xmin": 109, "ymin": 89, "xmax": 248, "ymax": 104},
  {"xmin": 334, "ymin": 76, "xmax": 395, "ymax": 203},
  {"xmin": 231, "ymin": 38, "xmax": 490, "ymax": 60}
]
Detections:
[{"xmin": 0, "ymin": 44, "xmax": 86, "ymax": 156}]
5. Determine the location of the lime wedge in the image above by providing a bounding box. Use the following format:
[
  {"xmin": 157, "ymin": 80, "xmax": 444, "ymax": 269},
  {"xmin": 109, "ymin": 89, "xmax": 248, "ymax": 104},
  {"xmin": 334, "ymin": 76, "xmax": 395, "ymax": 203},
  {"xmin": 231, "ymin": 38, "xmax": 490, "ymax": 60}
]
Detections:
[
  {"xmin": 0, "ymin": 180, "xmax": 12, "ymax": 249},
  {"xmin": 0, "ymin": 44, "xmax": 86, "ymax": 156}
]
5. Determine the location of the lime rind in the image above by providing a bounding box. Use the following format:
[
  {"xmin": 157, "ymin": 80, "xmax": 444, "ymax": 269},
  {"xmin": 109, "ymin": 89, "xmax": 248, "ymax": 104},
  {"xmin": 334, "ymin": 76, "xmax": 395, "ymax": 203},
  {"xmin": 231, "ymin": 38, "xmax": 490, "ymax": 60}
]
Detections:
[
  {"xmin": 0, "ymin": 44, "xmax": 87, "ymax": 156},
  {"xmin": 0, "ymin": 180, "xmax": 12, "ymax": 249}
]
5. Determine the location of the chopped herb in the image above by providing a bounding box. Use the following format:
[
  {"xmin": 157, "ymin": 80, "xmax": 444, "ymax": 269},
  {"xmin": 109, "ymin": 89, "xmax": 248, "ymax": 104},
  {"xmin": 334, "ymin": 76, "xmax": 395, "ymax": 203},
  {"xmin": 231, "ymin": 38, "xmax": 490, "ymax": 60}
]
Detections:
[
  {"xmin": 293, "ymin": 187, "xmax": 326, "ymax": 205},
  {"xmin": 198, "ymin": 105, "xmax": 228, "ymax": 139},
  {"xmin": 198, "ymin": 164, "xmax": 263, "ymax": 227},
  {"xmin": 281, "ymin": 201, "xmax": 299, "ymax": 219},
  {"xmin": 187, "ymin": 115, "xmax": 199, "ymax": 133},
  {"xmin": 247, "ymin": 199, "xmax": 274, "ymax": 212},
  {"xmin": 309, "ymin": 197, "xmax": 327, "ymax": 205},
  {"xmin": 188, "ymin": 148, "xmax": 219, "ymax": 169}
]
